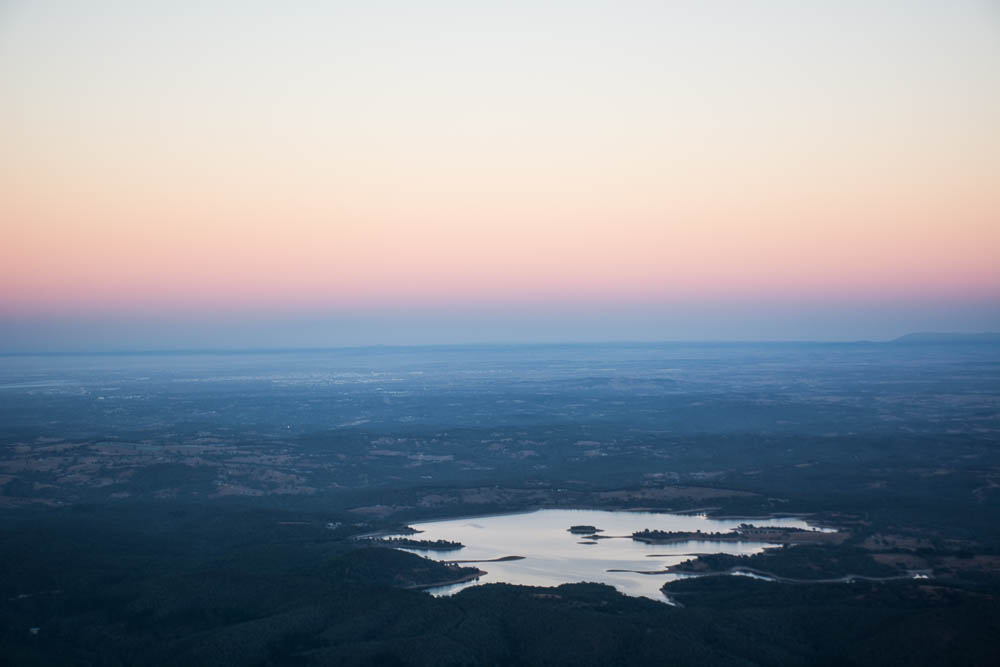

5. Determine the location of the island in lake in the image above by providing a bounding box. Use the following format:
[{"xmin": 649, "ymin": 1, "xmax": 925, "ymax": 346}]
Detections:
[{"xmin": 568, "ymin": 525, "xmax": 603, "ymax": 534}]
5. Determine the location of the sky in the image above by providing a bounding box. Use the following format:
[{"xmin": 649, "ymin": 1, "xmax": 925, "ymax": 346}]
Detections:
[{"xmin": 2, "ymin": 1, "xmax": 998, "ymax": 350}]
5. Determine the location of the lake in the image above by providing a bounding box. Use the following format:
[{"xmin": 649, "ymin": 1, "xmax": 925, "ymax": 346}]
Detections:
[{"xmin": 387, "ymin": 508, "xmax": 828, "ymax": 600}]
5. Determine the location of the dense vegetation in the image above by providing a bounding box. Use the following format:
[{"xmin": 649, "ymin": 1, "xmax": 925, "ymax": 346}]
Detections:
[
  {"xmin": 672, "ymin": 545, "xmax": 903, "ymax": 579},
  {"xmin": 1, "ymin": 342, "xmax": 998, "ymax": 663},
  {"xmin": 1, "ymin": 503, "xmax": 997, "ymax": 666},
  {"xmin": 633, "ymin": 528, "xmax": 732, "ymax": 542},
  {"xmin": 373, "ymin": 538, "xmax": 465, "ymax": 551}
]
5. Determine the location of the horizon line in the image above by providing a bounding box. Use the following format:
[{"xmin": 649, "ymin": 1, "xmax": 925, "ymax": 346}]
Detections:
[{"xmin": 3, "ymin": 333, "xmax": 998, "ymax": 357}]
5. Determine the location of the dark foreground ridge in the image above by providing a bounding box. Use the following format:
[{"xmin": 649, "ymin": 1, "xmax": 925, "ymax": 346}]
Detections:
[{"xmin": 3, "ymin": 503, "xmax": 999, "ymax": 666}]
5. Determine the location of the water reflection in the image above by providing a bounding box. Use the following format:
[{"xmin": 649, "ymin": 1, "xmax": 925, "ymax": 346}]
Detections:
[{"xmin": 387, "ymin": 509, "xmax": 826, "ymax": 600}]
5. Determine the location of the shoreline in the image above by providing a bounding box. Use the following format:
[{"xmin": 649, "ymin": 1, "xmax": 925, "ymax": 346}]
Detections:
[
  {"xmin": 408, "ymin": 568, "xmax": 487, "ymax": 590},
  {"xmin": 444, "ymin": 555, "xmax": 525, "ymax": 564},
  {"xmin": 662, "ymin": 566, "xmax": 927, "ymax": 585}
]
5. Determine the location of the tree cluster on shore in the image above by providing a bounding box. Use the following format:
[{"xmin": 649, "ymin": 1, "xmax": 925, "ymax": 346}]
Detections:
[
  {"xmin": 376, "ymin": 537, "xmax": 464, "ymax": 550},
  {"xmin": 632, "ymin": 528, "xmax": 733, "ymax": 542}
]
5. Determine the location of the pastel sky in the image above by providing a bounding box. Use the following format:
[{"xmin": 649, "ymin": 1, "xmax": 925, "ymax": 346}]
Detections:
[{"xmin": 2, "ymin": 1, "xmax": 998, "ymax": 349}]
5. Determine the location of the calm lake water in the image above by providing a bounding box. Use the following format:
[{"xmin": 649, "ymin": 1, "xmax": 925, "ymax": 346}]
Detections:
[{"xmin": 387, "ymin": 509, "xmax": 827, "ymax": 600}]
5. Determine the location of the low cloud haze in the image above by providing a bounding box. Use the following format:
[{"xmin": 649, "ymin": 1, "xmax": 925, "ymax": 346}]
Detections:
[{"xmin": 3, "ymin": 298, "xmax": 998, "ymax": 352}]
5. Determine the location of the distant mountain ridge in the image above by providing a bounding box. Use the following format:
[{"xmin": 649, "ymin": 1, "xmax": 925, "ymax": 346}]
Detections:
[{"xmin": 891, "ymin": 332, "xmax": 1000, "ymax": 344}]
